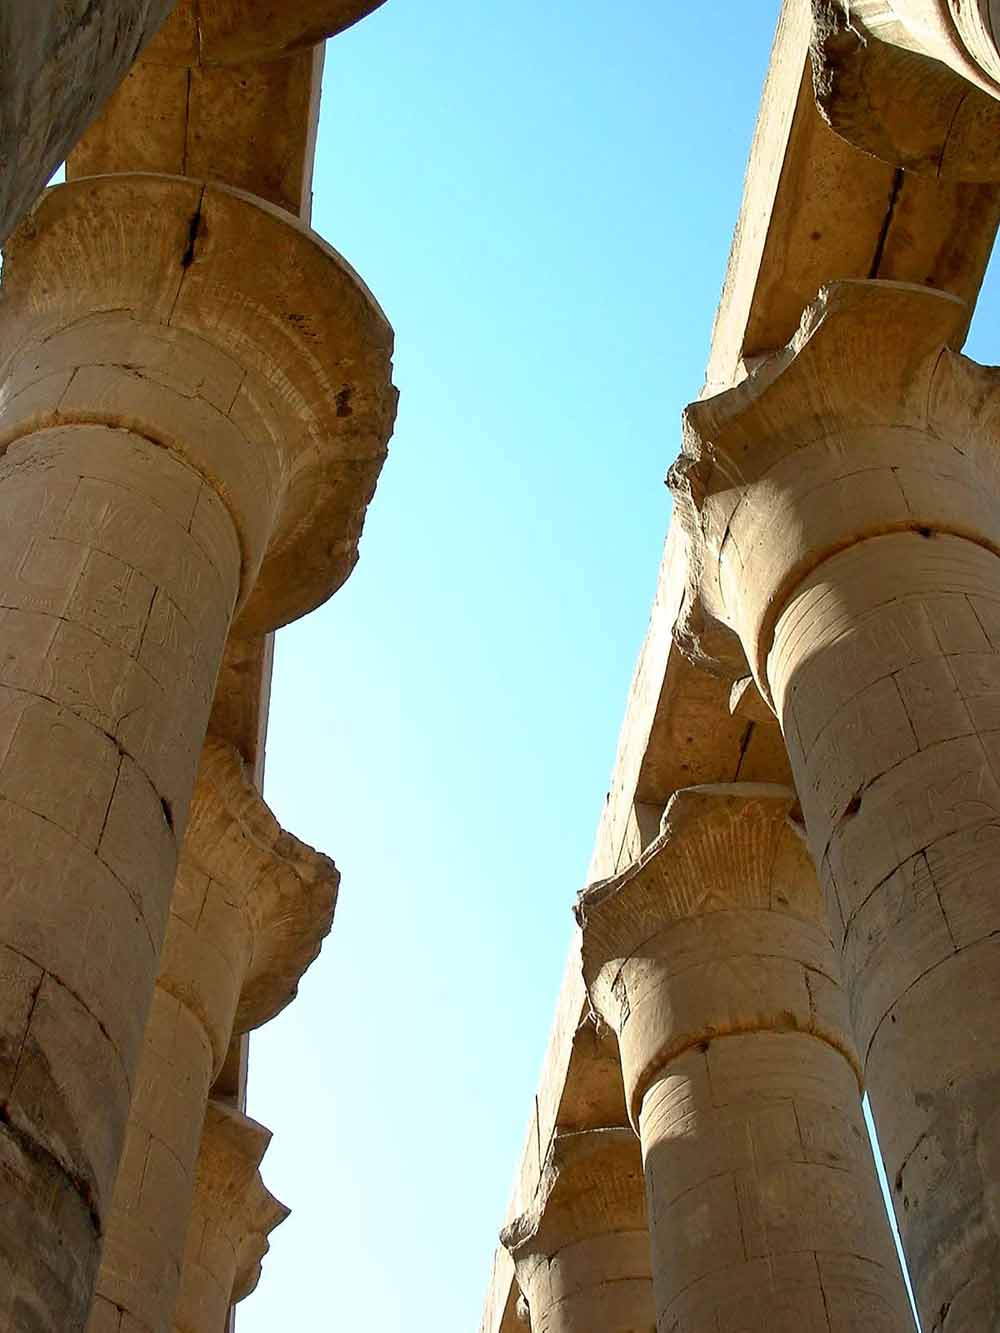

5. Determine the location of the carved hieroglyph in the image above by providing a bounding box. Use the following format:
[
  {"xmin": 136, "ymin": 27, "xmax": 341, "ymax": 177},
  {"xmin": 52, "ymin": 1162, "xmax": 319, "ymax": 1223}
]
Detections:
[
  {"xmin": 87, "ymin": 740, "xmax": 337, "ymax": 1332},
  {"xmin": 0, "ymin": 1, "xmax": 175, "ymax": 244},
  {"xmin": 671, "ymin": 278, "xmax": 1000, "ymax": 1329},
  {"xmin": 812, "ymin": 0, "xmax": 1000, "ymax": 176},
  {"xmin": 501, "ymin": 1128, "xmax": 654, "ymax": 1333},
  {"xmin": 579, "ymin": 785, "xmax": 911, "ymax": 1332},
  {"xmin": 0, "ymin": 173, "xmax": 394, "ymax": 1330}
]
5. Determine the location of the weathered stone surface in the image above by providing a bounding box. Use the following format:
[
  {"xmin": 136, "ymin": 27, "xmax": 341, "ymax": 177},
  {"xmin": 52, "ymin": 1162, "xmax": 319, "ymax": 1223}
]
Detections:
[
  {"xmin": 173, "ymin": 1102, "xmax": 288, "ymax": 1333},
  {"xmin": 145, "ymin": 0, "xmax": 387, "ymax": 66},
  {"xmin": 482, "ymin": 5, "xmax": 1000, "ymax": 1330},
  {"xmin": 673, "ymin": 279, "xmax": 1000, "ymax": 1329},
  {"xmin": 70, "ymin": 46, "xmax": 325, "ymax": 216},
  {"xmin": 0, "ymin": 162, "xmax": 388, "ymax": 1327},
  {"xmin": 5, "ymin": 174, "xmax": 397, "ymax": 633},
  {"xmin": 812, "ymin": 1, "xmax": 1000, "ymax": 178},
  {"xmin": 0, "ymin": 0, "xmax": 393, "ymax": 1322},
  {"xmin": 579, "ymin": 785, "xmax": 911, "ymax": 1331},
  {"xmin": 502, "ymin": 1129, "xmax": 654, "ymax": 1333},
  {"xmin": 87, "ymin": 740, "xmax": 336, "ymax": 1332},
  {"xmin": 0, "ymin": 425, "xmax": 236, "ymax": 1333},
  {"xmin": 0, "ymin": 1, "xmax": 174, "ymax": 245}
]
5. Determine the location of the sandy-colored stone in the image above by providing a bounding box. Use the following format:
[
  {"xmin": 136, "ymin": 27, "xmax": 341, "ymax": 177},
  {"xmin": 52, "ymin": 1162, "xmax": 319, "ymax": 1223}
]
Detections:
[
  {"xmin": 87, "ymin": 740, "xmax": 336, "ymax": 1333},
  {"xmin": 672, "ymin": 278, "xmax": 1000, "ymax": 1328},
  {"xmin": 0, "ymin": 0, "xmax": 392, "ymax": 1324},
  {"xmin": 173, "ymin": 1102, "xmax": 287, "ymax": 1333},
  {"xmin": 812, "ymin": 1, "xmax": 1000, "ymax": 178},
  {"xmin": 502, "ymin": 1129, "xmax": 654, "ymax": 1333},
  {"xmin": 0, "ymin": 161, "xmax": 387, "ymax": 1330},
  {"xmin": 69, "ymin": 34, "xmax": 327, "ymax": 217},
  {"xmin": 578, "ymin": 785, "xmax": 911, "ymax": 1332},
  {"xmin": 144, "ymin": 0, "xmax": 387, "ymax": 66}
]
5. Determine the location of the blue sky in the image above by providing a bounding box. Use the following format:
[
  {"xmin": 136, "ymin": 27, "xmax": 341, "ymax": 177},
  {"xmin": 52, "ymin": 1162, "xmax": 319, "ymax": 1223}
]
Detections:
[{"xmin": 240, "ymin": 3, "xmax": 997, "ymax": 1328}]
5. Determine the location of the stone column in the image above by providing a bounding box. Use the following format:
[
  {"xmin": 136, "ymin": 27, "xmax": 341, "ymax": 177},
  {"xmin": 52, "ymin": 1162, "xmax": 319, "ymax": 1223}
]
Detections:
[
  {"xmin": 578, "ymin": 784, "xmax": 912, "ymax": 1332},
  {"xmin": 501, "ymin": 1129, "xmax": 654, "ymax": 1333},
  {"xmin": 670, "ymin": 277, "xmax": 1000, "ymax": 1329},
  {"xmin": 86, "ymin": 739, "xmax": 337, "ymax": 1333},
  {"xmin": 0, "ymin": 172, "xmax": 394, "ymax": 1332},
  {"xmin": 0, "ymin": 0, "xmax": 174, "ymax": 243},
  {"xmin": 811, "ymin": 0, "xmax": 1000, "ymax": 177},
  {"xmin": 172, "ymin": 1102, "xmax": 288, "ymax": 1333}
]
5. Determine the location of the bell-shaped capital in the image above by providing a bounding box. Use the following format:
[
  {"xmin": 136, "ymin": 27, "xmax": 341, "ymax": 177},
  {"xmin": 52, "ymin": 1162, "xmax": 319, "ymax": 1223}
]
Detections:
[{"xmin": 669, "ymin": 279, "xmax": 984, "ymax": 688}]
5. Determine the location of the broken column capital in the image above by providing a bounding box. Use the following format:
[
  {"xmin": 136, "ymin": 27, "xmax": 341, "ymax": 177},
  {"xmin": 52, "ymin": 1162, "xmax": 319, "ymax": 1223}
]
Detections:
[
  {"xmin": 667, "ymin": 277, "xmax": 1000, "ymax": 697},
  {"xmin": 1, "ymin": 173, "xmax": 397, "ymax": 634},
  {"xmin": 577, "ymin": 783, "xmax": 855, "ymax": 1128},
  {"xmin": 143, "ymin": 0, "xmax": 388, "ymax": 67},
  {"xmin": 501, "ymin": 1129, "xmax": 652, "ymax": 1333},
  {"xmin": 811, "ymin": 0, "xmax": 1000, "ymax": 177}
]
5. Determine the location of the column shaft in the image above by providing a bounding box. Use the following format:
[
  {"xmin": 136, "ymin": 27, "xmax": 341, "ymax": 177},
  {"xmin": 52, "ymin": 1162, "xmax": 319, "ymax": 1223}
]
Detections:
[
  {"xmin": 501, "ymin": 1128, "xmax": 654, "ymax": 1333},
  {"xmin": 0, "ymin": 0, "xmax": 173, "ymax": 243},
  {"xmin": 671, "ymin": 278, "xmax": 1000, "ymax": 1330},
  {"xmin": 641, "ymin": 1034, "xmax": 900, "ymax": 1329},
  {"xmin": 173, "ymin": 1103, "xmax": 287, "ymax": 1333},
  {"xmin": 770, "ymin": 530, "xmax": 1000, "ymax": 1328},
  {"xmin": 87, "ymin": 738, "xmax": 335, "ymax": 1333},
  {"xmin": 579, "ymin": 785, "xmax": 913, "ymax": 1333},
  {"xmin": 88, "ymin": 991, "xmax": 213, "ymax": 1333},
  {"xmin": 0, "ymin": 426, "xmax": 238, "ymax": 1331}
]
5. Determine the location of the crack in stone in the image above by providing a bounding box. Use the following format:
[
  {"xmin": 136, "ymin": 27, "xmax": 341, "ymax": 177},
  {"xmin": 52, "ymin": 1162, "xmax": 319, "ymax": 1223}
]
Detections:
[{"xmin": 869, "ymin": 167, "xmax": 904, "ymax": 278}]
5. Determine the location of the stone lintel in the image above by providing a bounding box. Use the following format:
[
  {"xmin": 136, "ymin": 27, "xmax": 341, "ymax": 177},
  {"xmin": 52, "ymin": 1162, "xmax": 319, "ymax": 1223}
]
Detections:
[
  {"xmin": 144, "ymin": 0, "xmax": 388, "ymax": 67},
  {"xmin": 68, "ymin": 44, "xmax": 326, "ymax": 218},
  {"xmin": 209, "ymin": 634, "xmax": 275, "ymax": 783},
  {"xmin": 482, "ymin": 3, "xmax": 1000, "ymax": 1325},
  {"xmin": 1, "ymin": 173, "xmax": 398, "ymax": 634}
]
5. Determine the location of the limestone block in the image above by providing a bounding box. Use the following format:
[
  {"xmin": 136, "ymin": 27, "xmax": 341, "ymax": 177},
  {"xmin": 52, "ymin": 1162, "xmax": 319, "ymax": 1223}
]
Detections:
[
  {"xmin": 812, "ymin": 1, "xmax": 1000, "ymax": 177},
  {"xmin": 671, "ymin": 278, "xmax": 1000, "ymax": 1328},
  {"xmin": 501, "ymin": 1129, "xmax": 654, "ymax": 1333},
  {"xmin": 578, "ymin": 784, "xmax": 911, "ymax": 1332},
  {"xmin": 0, "ymin": 1, "xmax": 174, "ymax": 244}
]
